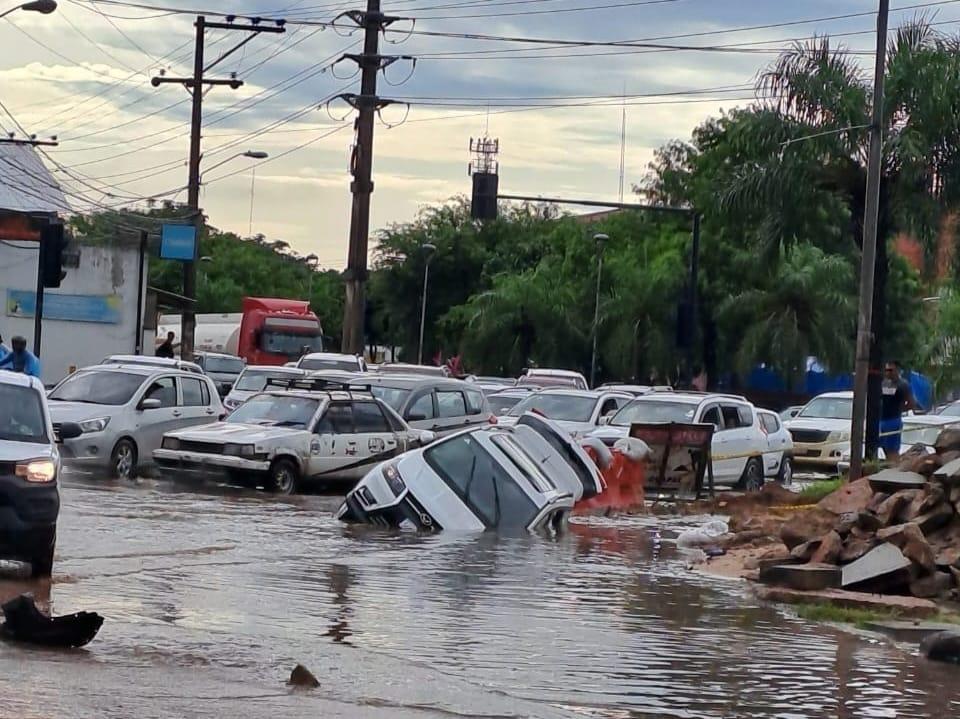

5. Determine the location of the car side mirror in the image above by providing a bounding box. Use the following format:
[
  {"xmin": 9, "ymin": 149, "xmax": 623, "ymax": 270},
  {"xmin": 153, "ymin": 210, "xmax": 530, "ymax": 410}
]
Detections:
[
  {"xmin": 140, "ymin": 398, "xmax": 162, "ymax": 411},
  {"xmin": 406, "ymin": 412, "xmax": 427, "ymax": 422},
  {"xmin": 598, "ymin": 415, "xmax": 610, "ymax": 426},
  {"xmin": 57, "ymin": 421, "xmax": 83, "ymax": 441},
  {"xmin": 419, "ymin": 430, "xmax": 437, "ymax": 445}
]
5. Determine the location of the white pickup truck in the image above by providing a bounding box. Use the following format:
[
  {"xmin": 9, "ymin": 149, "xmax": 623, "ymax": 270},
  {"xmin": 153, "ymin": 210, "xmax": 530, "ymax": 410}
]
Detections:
[{"xmin": 153, "ymin": 378, "xmax": 433, "ymax": 494}]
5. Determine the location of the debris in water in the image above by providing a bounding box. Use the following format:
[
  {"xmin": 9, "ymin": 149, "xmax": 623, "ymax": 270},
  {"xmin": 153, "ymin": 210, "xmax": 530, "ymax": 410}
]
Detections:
[
  {"xmin": 288, "ymin": 663, "xmax": 320, "ymax": 688},
  {"xmin": 1, "ymin": 594, "xmax": 103, "ymax": 648}
]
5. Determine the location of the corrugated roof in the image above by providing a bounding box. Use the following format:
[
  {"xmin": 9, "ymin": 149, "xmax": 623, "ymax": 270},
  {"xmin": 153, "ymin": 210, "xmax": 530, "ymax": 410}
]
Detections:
[{"xmin": 0, "ymin": 143, "xmax": 69, "ymax": 214}]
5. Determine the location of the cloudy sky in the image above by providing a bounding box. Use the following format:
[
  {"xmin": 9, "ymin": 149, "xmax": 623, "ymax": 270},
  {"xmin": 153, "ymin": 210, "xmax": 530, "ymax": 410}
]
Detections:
[{"xmin": 0, "ymin": 0, "xmax": 946, "ymax": 267}]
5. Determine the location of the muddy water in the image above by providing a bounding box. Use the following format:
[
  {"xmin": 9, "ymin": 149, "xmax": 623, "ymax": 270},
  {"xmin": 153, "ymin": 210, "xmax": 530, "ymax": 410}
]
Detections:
[{"xmin": 1, "ymin": 476, "xmax": 957, "ymax": 719}]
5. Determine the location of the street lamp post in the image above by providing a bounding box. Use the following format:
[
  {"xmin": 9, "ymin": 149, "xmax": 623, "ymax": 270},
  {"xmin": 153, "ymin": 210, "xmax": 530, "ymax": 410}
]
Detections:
[
  {"xmin": 417, "ymin": 243, "xmax": 437, "ymax": 366},
  {"xmin": 0, "ymin": 1, "xmax": 57, "ymax": 19},
  {"xmin": 590, "ymin": 233, "xmax": 608, "ymax": 388},
  {"xmin": 304, "ymin": 253, "xmax": 319, "ymax": 301}
]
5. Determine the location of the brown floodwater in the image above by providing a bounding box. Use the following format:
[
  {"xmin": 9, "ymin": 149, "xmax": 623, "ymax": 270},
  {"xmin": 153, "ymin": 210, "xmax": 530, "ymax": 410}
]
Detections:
[{"xmin": 1, "ymin": 474, "xmax": 957, "ymax": 719}]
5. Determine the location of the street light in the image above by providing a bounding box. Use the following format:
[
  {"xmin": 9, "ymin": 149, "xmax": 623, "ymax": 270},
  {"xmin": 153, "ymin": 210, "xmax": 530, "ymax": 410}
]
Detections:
[
  {"xmin": 417, "ymin": 243, "xmax": 437, "ymax": 365},
  {"xmin": 243, "ymin": 151, "xmax": 269, "ymax": 236},
  {"xmin": 590, "ymin": 233, "xmax": 608, "ymax": 388},
  {"xmin": 0, "ymin": 1, "xmax": 57, "ymax": 19},
  {"xmin": 202, "ymin": 149, "xmax": 268, "ymax": 180},
  {"xmin": 304, "ymin": 253, "xmax": 319, "ymax": 299}
]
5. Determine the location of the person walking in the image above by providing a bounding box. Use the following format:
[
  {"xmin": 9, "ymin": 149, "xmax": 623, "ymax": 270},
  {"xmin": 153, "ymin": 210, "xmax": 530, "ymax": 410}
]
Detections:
[
  {"xmin": 0, "ymin": 336, "xmax": 41, "ymax": 378},
  {"xmin": 155, "ymin": 331, "xmax": 176, "ymax": 358},
  {"xmin": 880, "ymin": 360, "xmax": 916, "ymax": 464}
]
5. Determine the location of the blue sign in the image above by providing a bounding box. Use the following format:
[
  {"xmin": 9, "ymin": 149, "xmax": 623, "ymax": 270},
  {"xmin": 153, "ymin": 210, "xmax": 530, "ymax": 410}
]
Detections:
[
  {"xmin": 6, "ymin": 290, "xmax": 122, "ymax": 324},
  {"xmin": 160, "ymin": 224, "xmax": 197, "ymax": 261}
]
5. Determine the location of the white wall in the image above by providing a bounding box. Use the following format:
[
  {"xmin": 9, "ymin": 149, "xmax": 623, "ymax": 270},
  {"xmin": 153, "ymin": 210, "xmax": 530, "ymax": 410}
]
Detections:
[{"xmin": 0, "ymin": 240, "xmax": 150, "ymax": 385}]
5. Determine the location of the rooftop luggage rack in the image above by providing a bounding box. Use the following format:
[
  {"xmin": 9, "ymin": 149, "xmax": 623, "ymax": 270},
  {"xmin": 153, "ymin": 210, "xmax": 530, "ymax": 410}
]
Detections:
[{"xmin": 265, "ymin": 377, "xmax": 373, "ymax": 394}]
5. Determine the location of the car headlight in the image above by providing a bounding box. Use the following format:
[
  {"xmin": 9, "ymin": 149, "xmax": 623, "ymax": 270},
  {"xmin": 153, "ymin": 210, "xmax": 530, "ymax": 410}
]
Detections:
[
  {"xmin": 79, "ymin": 417, "xmax": 110, "ymax": 433},
  {"xmin": 162, "ymin": 436, "xmax": 181, "ymax": 450},
  {"xmin": 382, "ymin": 463, "xmax": 406, "ymax": 495},
  {"xmin": 828, "ymin": 430, "xmax": 851, "ymax": 442},
  {"xmin": 223, "ymin": 443, "xmax": 256, "ymax": 457},
  {"xmin": 16, "ymin": 459, "xmax": 56, "ymax": 483}
]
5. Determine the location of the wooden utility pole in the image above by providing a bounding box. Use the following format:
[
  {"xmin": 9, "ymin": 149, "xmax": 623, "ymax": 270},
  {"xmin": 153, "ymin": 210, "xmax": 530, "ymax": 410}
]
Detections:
[
  {"xmin": 850, "ymin": 0, "xmax": 890, "ymax": 481},
  {"xmin": 152, "ymin": 15, "xmax": 284, "ymax": 360}
]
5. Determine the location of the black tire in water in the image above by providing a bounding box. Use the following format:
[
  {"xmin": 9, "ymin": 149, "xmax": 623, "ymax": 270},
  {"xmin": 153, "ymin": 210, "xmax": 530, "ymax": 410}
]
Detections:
[
  {"xmin": 110, "ymin": 439, "xmax": 138, "ymax": 480},
  {"xmin": 269, "ymin": 458, "xmax": 299, "ymax": 495}
]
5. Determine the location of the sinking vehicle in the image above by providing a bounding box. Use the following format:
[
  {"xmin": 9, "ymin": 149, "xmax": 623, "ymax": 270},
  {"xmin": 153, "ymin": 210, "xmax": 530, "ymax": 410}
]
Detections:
[
  {"xmin": 337, "ymin": 412, "xmax": 604, "ymax": 532},
  {"xmin": 153, "ymin": 378, "xmax": 433, "ymax": 494}
]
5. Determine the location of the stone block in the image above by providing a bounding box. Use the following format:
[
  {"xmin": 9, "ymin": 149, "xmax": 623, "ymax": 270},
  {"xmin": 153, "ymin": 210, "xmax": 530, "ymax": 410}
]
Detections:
[
  {"xmin": 868, "ymin": 469, "xmax": 927, "ymax": 494},
  {"xmin": 818, "ymin": 478, "xmax": 875, "ymax": 515},
  {"xmin": 910, "ymin": 571, "xmax": 955, "ymax": 599},
  {"xmin": 790, "ymin": 540, "xmax": 820, "ymax": 562},
  {"xmin": 934, "ymin": 428, "xmax": 960, "ymax": 454},
  {"xmin": 875, "ymin": 490, "xmax": 919, "ymax": 526},
  {"xmin": 840, "ymin": 537, "xmax": 875, "ymax": 564},
  {"xmin": 841, "ymin": 543, "xmax": 913, "ymax": 592},
  {"xmin": 759, "ymin": 563, "xmax": 842, "ymax": 591},
  {"xmin": 855, "ymin": 511, "xmax": 883, "ymax": 534},
  {"xmin": 913, "ymin": 504, "xmax": 955, "ymax": 536},
  {"xmin": 811, "ymin": 530, "xmax": 844, "ymax": 565},
  {"xmin": 780, "ymin": 507, "xmax": 839, "ymax": 550},
  {"xmin": 936, "ymin": 547, "xmax": 960, "ymax": 568},
  {"xmin": 903, "ymin": 538, "xmax": 937, "ymax": 574},
  {"xmin": 876, "ymin": 522, "xmax": 924, "ymax": 549}
]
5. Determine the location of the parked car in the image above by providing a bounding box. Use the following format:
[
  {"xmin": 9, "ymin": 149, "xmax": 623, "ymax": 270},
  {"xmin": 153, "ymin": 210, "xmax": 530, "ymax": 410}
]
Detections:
[
  {"xmin": 487, "ymin": 388, "xmax": 536, "ymax": 417},
  {"xmin": 517, "ymin": 368, "xmax": 589, "ymax": 390},
  {"xmin": 47, "ymin": 364, "xmax": 223, "ymax": 479},
  {"xmin": 223, "ymin": 365, "xmax": 305, "ymax": 412},
  {"xmin": 0, "ymin": 372, "xmax": 81, "ymax": 576},
  {"xmin": 589, "ymin": 392, "xmax": 769, "ymax": 490},
  {"xmin": 154, "ymin": 378, "xmax": 433, "ymax": 493},
  {"xmin": 599, "ymin": 383, "xmax": 673, "ymax": 396},
  {"xmin": 359, "ymin": 375, "xmax": 494, "ymax": 437},
  {"xmin": 783, "ymin": 392, "xmax": 853, "ymax": 467},
  {"xmin": 779, "ymin": 405, "xmax": 803, "ymax": 422},
  {"xmin": 296, "ymin": 352, "xmax": 367, "ymax": 373},
  {"xmin": 100, "ymin": 354, "xmax": 204, "ymax": 375},
  {"xmin": 500, "ymin": 388, "xmax": 632, "ymax": 438},
  {"xmin": 337, "ymin": 412, "xmax": 603, "ymax": 532},
  {"xmin": 757, "ymin": 408, "xmax": 794, "ymax": 484},
  {"xmin": 375, "ymin": 363, "xmax": 450, "ymax": 378},
  {"xmin": 468, "ymin": 376, "xmax": 517, "ymax": 394},
  {"xmin": 193, "ymin": 351, "xmax": 245, "ymax": 397}
]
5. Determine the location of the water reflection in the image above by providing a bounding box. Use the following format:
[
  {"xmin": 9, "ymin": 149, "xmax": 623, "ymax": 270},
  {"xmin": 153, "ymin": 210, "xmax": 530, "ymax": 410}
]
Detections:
[{"xmin": 0, "ymin": 476, "xmax": 956, "ymax": 719}]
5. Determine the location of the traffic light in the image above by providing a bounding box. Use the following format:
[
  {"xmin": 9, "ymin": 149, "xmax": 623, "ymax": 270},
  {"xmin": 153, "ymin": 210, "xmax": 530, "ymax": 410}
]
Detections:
[{"xmin": 40, "ymin": 219, "xmax": 66, "ymax": 288}]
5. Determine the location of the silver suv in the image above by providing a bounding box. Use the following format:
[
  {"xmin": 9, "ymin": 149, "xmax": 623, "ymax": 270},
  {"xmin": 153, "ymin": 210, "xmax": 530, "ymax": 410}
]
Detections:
[{"xmin": 48, "ymin": 364, "xmax": 223, "ymax": 479}]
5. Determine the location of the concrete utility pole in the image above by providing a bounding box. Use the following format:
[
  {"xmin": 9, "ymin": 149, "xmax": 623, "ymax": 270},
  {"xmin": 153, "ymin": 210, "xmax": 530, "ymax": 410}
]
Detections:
[
  {"xmin": 152, "ymin": 15, "xmax": 284, "ymax": 360},
  {"xmin": 849, "ymin": 0, "xmax": 890, "ymax": 481},
  {"xmin": 339, "ymin": 0, "xmax": 408, "ymax": 355}
]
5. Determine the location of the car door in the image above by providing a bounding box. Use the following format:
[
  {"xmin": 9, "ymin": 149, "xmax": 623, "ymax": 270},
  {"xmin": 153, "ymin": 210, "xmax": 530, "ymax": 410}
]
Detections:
[
  {"xmin": 434, "ymin": 389, "xmax": 470, "ymax": 436},
  {"xmin": 761, "ymin": 412, "xmax": 789, "ymax": 477},
  {"xmin": 177, "ymin": 375, "xmax": 219, "ymax": 428},
  {"xmin": 348, "ymin": 400, "xmax": 401, "ymax": 478},
  {"xmin": 309, "ymin": 401, "xmax": 355, "ymax": 480},
  {"xmin": 134, "ymin": 375, "xmax": 182, "ymax": 460},
  {"xmin": 698, "ymin": 404, "xmax": 732, "ymax": 481},
  {"xmin": 719, "ymin": 403, "xmax": 755, "ymax": 481},
  {"xmin": 464, "ymin": 388, "xmax": 492, "ymax": 428},
  {"xmin": 403, "ymin": 390, "xmax": 437, "ymax": 433}
]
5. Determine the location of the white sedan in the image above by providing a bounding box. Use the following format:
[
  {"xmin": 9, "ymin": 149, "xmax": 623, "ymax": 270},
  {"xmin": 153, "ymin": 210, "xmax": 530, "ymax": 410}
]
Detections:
[{"xmin": 498, "ymin": 389, "xmax": 632, "ymax": 438}]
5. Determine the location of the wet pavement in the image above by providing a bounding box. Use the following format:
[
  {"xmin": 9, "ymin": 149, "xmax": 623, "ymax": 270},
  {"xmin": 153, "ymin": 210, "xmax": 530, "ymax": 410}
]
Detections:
[{"xmin": 1, "ymin": 474, "xmax": 958, "ymax": 719}]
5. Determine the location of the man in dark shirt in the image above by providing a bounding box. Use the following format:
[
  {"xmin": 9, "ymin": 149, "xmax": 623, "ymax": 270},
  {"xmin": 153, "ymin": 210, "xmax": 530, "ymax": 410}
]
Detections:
[
  {"xmin": 155, "ymin": 331, "xmax": 176, "ymax": 358},
  {"xmin": 879, "ymin": 360, "xmax": 916, "ymax": 463}
]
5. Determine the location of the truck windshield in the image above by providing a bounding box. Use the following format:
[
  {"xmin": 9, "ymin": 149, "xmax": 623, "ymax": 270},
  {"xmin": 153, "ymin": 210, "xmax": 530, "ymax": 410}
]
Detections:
[
  {"xmin": 259, "ymin": 331, "xmax": 323, "ymax": 359},
  {"xmin": 49, "ymin": 371, "xmax": 144, "ymax": 406},
  {"xmin": 227, "ymin": 395, "xmax": 320, "ymax": 429},
  {"xmin": 0, "ymin": 384, "xmax": 47, "ymax": 443}
]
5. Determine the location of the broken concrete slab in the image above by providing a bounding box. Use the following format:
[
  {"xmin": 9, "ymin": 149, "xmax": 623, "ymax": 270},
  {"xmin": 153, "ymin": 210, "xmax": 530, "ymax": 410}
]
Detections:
[
  {"xmin": 868, "ymin": 470, "xmax": 927, "ymax": 495},
  {"xmin": 935, "ymin": 457, "xmax": 960, "ymax": 481},
  {"xmin": 817, "ymin": 478, "xmax": 874, "ymax": 516},
  {"xmin": 759, "ymin": 563, "xmax": 842, "ymax": 591},
  {"xmin": 910, "ymin": 571, "xmax": 955, "ymax": 599},
  {"xmin": 920, "ymin": 630, "xmax": 960, "ymax": 664},
  {"xmin": 790, "ymin": 539, "xmax": 821, "ymax": 562},
  {"xmin": 753, "ymin": 585, "xmax": 938, "ymax": 618},
  {"xmin": 862, "ymin": 620, "xmax": 960, "ymax": 643},
  {"xmin": 811, "ymin": 530, "xmax": 844, "ymax": 565},
  {"xmin": 842, "ymin": 543, "xmax": 913, "ymax": 592}
]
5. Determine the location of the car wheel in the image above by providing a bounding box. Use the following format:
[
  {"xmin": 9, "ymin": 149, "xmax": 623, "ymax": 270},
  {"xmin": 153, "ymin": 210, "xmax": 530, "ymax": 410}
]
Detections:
[
  {"xmin": 739, "ymin": 457, "xmax": 764, "ymax": 492},
  {"xmin": 110, "ymin": 439, "xmax": 138, "ymax": 480},
  {"xmin": 778, "ymin": 456, "xmax": 794, "ymax": 486},
  {"xmin": 30, "ymin": 529, "xmax": 56, "ymax": 578},
  {"xmin": 269, "ymin": 458, "xmax": 299, "ymax": 495}
]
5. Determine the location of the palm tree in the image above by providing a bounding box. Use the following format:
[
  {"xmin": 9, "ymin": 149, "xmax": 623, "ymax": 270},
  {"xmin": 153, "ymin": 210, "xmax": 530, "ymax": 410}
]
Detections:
[{"xmin": 721, "ymin": 20, "xmax": 960, "ymax": 454}]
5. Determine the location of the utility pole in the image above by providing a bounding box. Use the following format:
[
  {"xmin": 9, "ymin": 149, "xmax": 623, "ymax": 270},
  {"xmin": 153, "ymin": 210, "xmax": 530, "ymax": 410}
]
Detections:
[
  {"xmin": 338, "ymin": 0, "xmax": 409, "ymax": 355},
  {"xmin": 849, "ymin": 0, "xmax": 889, "ymax": 481},
  {"xmin": 152, "ymin": 15, "xmax": 285, "ymax": 360}
]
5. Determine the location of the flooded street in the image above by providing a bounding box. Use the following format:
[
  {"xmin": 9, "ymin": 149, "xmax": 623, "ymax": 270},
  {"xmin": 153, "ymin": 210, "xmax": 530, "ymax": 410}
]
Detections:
[{"xmin": 1, "ymin": 476, "xmax": 958, "ymax": 719}]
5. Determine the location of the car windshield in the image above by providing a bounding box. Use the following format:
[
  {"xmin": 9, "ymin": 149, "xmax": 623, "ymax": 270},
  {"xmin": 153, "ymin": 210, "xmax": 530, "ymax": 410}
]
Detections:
[
  {"xmin": 488, "ymin": 395, "xmax": 524, "ymax": 415},
  {"xmin": 0, "ymin": 384, "xmax": 47, "ymax": 443},
  {"xmin": 938, "ymin": 403, "xmax": 960, "ymax": 417},
  {"xmin": 299, "ymin": 358, "xmax": 358, "ymax": 372},
  {"xmin": 205, "ymin": 356, "xmax": 244, "ymax": 374},
  {"xmin": 798, "ymin": 397, "xmax": 853, "ymax": 420},
  {"xmin": 259, "ymin": 331, "xmax": 323, "ymax": 359},
  {"xmin": 49, "ymin": 370, "xmax": 144, "ymax": 406},
  {"xmin": 369, "ymin": 386, "xmax": 411, "ymax": 411},
  {"xmin": 226, "ymin": 395, "xmax": 320, "ymax": 429},
  {"xmin": 234, "ymin": 370, "xmax": 299, "ymax": 392},
  {"xmin": 610, "ymin": 400, "xmax": 696, "ymax": 426},
  {"xmin": 508, "ymin": 394, "xmax": 597, "ymax": 422}
]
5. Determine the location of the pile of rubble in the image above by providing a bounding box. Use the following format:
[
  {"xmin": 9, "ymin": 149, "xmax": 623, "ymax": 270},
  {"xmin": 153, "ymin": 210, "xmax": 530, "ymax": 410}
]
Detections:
[{"xmin": 756, "ymin": 430, "xmax": 960, "ymax": 600}]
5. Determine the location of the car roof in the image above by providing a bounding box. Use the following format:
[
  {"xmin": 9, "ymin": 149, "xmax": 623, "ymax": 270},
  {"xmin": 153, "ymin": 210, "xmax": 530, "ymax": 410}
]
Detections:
[
  {"xmin": 0, "ymin": 370, "xmax": 45, "ymax": 392},
  {"xmin": 79, "ymin": 363, "xmax": 198, "ymax": 378},
  {"xmin": 490, "ymin": 387, "xmax": 536, "ymax": 397},
  {"xmin": 525, "ymin": 368, "xmax": 584, "ymax": 377},
  {"xmin": 194, "ymin": 351, "xmax": 240, "ymax": 360},
  {"xmin": 240, "ymin": 365, "xmax": 304, "ymax": 374},
  {"xmin": 811, "ymin": 391, "xmax": 854, "ymax": 399},
  {"xmin": 261, "ymin": 388, "xmax": 375, "ymax": 402},
  {"xmin": 358, "ymin": 374, "xmax": 475, "ymax": 390},
  {"xmin": 529, "ymin": 388, "xmax": 630, "ymax": 399},
  {"xmin": 629, "ymin": 391, "xmax": 750, "ymax": 405},
  {"xmin": 300, "ymin": 352, "xmax": 361, "ymax": 362}
]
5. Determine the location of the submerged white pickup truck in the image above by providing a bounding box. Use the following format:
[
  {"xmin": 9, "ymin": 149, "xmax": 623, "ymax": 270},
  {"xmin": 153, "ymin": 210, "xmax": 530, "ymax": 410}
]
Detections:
[{"xmin": 153, "ymin": 378, "xmax": 433, "ymax": 494}]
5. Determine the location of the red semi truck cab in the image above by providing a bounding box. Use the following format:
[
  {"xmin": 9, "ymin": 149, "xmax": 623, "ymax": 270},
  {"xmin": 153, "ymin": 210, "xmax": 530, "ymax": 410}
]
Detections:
[{"xmin": 237, "ymin": 297, "xmax": 324, "ymax": 365}]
